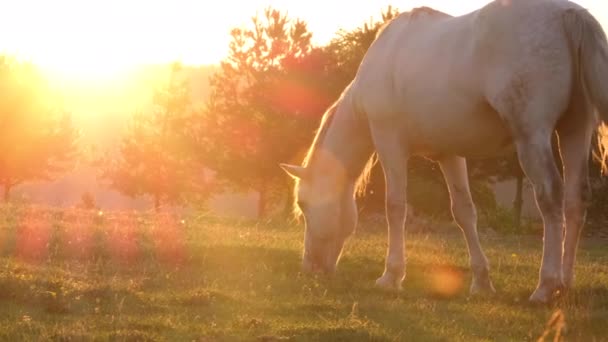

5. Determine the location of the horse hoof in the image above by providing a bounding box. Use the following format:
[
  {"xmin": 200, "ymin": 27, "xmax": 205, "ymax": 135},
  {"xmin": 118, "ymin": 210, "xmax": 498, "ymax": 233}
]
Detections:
[
  {"xmin": 470, "ymin": 280, "xmax": 496, "ymax": 296},
  {"xmin": 529, "ymin": 278, "xmax": 565, "ymax": 304},
  {"xmin": 529, "ymin": 291, "xmax": 551, "ymax": 304},
  {"xmin": 529, "ymin": 286, "xmax": 560, "ymax": 304},
  {"xmin": 375, "ymin": 274, "xmax": 403, "ymax": 291}
]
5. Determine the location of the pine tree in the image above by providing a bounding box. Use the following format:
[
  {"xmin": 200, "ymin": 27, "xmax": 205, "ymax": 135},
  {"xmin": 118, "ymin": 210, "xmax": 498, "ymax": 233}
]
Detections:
[
  {"xmin": 193, "ymin": 8, "xmax": 331, "ymax": 218},
  {"xmin": 100, "ymin": 63, "xmax": 208, "ymax": 211}
]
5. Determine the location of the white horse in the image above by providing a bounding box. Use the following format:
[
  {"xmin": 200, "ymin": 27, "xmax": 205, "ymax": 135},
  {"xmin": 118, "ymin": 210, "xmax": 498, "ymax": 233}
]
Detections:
[{"xmin": 281, "ymin": 0, "xmax": 608, "ymax": 304}]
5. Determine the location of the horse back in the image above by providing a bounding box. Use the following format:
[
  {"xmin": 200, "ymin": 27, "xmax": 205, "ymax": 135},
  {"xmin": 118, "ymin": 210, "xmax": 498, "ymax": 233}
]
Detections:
[
  {"xmin": 350, "ymin": 0, "xmax": 584, "ymax": 157},
  {"xmin": 351, "ymin": 6, "xmax": 480, "ymax": 118}
]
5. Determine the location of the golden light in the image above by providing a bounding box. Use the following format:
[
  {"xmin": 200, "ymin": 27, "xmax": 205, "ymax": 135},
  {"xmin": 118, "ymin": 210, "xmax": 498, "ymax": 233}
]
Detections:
[
  {"xmin": 0, "ymin": 0, "xmax": 232, "ymax": 82},
  {"xmin": 15, "ymin": 208, "xmax": 52, "ymax": 263},
  {"xmin": 427, "ymin": 265, "xmax": 464, "ymax": 298},
  {"xmin": 35, "ymin": 55, "xmax": 136, "ymax": 84},
  {"xmin": 1, "ymin": 0, "xmax": 605, "ymax": 83}
]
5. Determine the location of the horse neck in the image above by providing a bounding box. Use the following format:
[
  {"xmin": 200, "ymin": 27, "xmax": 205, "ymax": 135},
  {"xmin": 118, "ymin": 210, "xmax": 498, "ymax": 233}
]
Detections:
[{"xmin": 318, "ymin": 97, "xmax": 374, "ymax": 183}]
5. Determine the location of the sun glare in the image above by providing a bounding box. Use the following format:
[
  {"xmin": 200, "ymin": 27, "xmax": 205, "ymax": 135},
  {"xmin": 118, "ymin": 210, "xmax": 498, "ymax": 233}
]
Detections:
[
  {"xmin": 1, "ymin": 0, "xmax": 606, "ymax": 83},
  {"xmin": 0, "ymin": 0, "xmax": 231, "ymax": 82},
  {"xmin": 36, "ymin": 54, "xmax": 136, "ymax": 83}
]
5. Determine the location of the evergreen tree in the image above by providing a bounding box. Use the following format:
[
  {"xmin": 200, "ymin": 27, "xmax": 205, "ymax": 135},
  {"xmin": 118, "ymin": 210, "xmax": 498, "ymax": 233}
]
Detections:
[
  {"xmin": 100, "ymin": 63, "xmax": 208, "ymax": 211},
  {"xmin": 194, "ymin": 8, "xmax": 330, "ymax": 218}
]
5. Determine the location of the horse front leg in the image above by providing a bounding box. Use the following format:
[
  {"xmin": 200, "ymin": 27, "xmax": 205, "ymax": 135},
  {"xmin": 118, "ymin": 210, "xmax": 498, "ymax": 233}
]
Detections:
[
  {"xmin": 439, "ymin": 156, "xmax": 495, "ymax": 294},
  {"xmin": 370, "ymin": 125, "xmax": 409, "ymax": 291}
]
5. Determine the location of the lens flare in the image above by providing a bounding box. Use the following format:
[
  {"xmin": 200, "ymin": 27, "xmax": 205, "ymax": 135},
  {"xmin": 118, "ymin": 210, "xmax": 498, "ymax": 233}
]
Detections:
[{"xmin": 427, "ymin": 265, "xmax": 464, "ymax": 298}]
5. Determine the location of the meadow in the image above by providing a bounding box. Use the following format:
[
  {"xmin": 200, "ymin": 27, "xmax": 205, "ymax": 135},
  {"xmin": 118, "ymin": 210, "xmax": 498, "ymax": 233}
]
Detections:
[{"xmin": 0, "ymin": 205, "xmax": 607, "ymax": 341}]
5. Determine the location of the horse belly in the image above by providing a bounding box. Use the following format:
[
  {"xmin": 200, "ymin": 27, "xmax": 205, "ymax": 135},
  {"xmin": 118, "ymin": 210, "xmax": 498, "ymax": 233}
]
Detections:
[{"xmin": 406, "ymin": 103, "xmax": 513, "ymax": 158}]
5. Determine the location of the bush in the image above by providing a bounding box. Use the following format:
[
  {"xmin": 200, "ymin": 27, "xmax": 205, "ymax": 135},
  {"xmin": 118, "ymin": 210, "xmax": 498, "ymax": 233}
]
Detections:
[
  {"xmin": 471, "ymin": 181, "xmax": 497, "ymax": 213},
  {"xmin": 587, "ymin": 177, "xmax": 608, "ymax": 231},
  {"xmin": 358, "ymin": 159, "xmax": 499, "ymax": 222},
  {"xmin": 78, "ymin": 191, "xmax": 96, "ymax": 210},
  {"xmin": 407, "ymin": 175, "xmax": 451, "ymax": 219},
  {"xmin": 479, "ymin": 205, "xmax": 538, "ymax": 235}
]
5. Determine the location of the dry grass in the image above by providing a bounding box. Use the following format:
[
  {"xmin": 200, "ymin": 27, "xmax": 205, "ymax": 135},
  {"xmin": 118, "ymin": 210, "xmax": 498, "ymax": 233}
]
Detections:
[{"xmin": 0, "ymin": 204, "xmax": 607, "ymax": 341}]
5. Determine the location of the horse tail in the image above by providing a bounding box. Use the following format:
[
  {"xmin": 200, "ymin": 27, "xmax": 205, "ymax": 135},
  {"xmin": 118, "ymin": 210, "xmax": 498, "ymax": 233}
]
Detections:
[{"xmin": 563, "ymin": 8, "xmax": 608, "ymax": 172}]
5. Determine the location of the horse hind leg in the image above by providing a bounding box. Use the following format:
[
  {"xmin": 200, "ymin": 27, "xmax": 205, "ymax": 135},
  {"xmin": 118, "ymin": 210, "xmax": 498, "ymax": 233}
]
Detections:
[
  {"xmin": 487, "ymin": 63, "xmax": 572, "ymax": 303},
  {"xmin": 493, "ymin": 101, "xmax": 566, "ymax": 304},
  {"xmin": 557, "ymin": 95, "xmax": 594, "ymax": 290},
  {"xmin": 516, "ymin": 130, "xmax": 565, "ymax": 303},
  {"xmin": 439, "ymin": 156, "xmax": 495, "ymax": 295}
]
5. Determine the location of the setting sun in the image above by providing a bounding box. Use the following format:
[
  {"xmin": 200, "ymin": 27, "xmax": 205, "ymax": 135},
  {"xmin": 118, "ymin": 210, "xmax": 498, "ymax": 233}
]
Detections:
[{"xmin": 2, "ymin": 0, "xmax": 607, "ymax": 81}]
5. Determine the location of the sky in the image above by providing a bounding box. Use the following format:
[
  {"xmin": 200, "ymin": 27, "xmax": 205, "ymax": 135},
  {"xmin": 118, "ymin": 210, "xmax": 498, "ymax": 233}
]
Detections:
[{"xmin": 0, "ymin": 0, "xmax": 607, "ymax": 80}]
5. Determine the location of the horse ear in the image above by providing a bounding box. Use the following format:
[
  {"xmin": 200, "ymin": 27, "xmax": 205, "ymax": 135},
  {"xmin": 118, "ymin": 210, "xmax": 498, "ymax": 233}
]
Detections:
[{"xmin": 280, "ymin": 163, "xmax": 307, "ymax": 179}]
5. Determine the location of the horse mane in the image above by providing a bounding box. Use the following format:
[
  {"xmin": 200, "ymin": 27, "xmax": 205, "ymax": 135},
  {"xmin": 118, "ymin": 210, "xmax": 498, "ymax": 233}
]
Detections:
[
  {"xmin": 292, "ymin": 92, "xmax": 377, "ymax": 218},
  {"xmin": 302, "ymin": 101, "xmax": 338, "ymax": 168},
  {"xmin": 291, "ymin": 103, "xmax": 338, "ymax": 218}
]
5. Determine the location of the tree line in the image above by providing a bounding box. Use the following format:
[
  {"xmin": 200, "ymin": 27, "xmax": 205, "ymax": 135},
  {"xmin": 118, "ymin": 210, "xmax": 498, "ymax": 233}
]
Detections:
[{"xmin": 2, "ymin": 7, "xmax": 607, "ymax": 230}]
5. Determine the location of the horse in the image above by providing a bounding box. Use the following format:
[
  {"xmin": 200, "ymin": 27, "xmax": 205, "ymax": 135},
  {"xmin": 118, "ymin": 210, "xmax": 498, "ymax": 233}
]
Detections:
[{"xmin": 281, "ymin": 0, "xmax": 608, "ymax": 304}]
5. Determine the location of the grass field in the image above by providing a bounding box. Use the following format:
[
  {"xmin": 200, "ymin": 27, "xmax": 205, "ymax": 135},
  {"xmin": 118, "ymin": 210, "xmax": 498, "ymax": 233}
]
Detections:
[{"xmin": 0, "ymin": 205, "xmax": 607, "ymax": 341}]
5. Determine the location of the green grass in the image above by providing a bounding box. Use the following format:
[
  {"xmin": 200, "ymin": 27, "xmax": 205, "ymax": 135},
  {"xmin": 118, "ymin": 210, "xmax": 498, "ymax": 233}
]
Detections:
[{"xmin": 0, "ymin": 205, "xmax": 607, "ymax": 341}]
